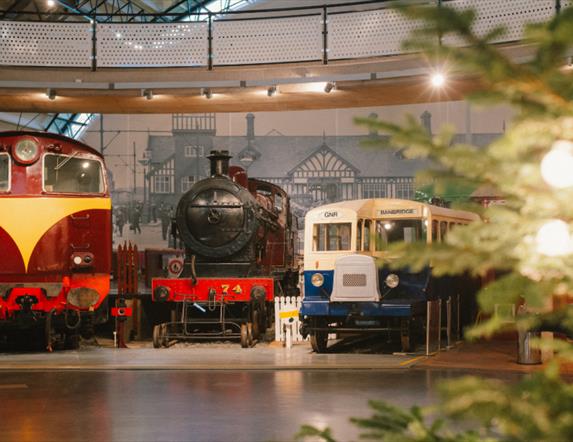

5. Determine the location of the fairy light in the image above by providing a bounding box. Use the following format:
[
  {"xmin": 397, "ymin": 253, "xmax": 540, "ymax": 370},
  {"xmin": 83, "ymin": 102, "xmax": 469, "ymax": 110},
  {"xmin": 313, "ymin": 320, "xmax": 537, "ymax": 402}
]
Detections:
[
  {"xmin": 541, "ymin": 140, "xmax": 573, "ymax": 188},
  {"xmin": 536, "ymin": 219, "xmax": 573, "ymax": 256}
]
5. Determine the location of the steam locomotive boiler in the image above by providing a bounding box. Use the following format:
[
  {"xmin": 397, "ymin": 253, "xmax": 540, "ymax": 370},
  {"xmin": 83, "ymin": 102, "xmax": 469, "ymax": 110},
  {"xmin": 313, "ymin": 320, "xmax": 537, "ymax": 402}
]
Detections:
[{"xmin": 151, "ymin": 151, "xmax": 298, "ymax": 347}]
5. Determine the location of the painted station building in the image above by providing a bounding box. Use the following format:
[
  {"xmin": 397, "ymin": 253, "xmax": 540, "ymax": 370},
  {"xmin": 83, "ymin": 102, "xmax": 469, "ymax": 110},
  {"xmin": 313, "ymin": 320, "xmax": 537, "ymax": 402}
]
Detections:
[{"xmin": 144, "ymin": 113, "xmax": 502, "ymax": 214}]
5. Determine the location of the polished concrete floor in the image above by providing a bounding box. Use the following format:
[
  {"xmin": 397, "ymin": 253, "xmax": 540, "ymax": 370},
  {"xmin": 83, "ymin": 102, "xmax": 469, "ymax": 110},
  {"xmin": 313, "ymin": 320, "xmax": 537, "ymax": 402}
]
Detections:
[
  {"xmin": 0, "ymin": 368, "xmax": 524, "ymax": 442},
  {"xmin": 0, "ymin": 342, "xmax": 423, "ymax": 371},
  {"xmin": 0, "ymin": 338, "xmax": 534, "ymax": 442}
]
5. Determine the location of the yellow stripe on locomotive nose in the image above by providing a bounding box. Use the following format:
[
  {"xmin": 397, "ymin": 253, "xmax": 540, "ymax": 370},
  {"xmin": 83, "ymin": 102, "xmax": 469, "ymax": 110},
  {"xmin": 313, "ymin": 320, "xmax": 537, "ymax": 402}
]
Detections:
[{"xmin": 0, "ymin": 197, "xmax": 111, "ymax": 272}]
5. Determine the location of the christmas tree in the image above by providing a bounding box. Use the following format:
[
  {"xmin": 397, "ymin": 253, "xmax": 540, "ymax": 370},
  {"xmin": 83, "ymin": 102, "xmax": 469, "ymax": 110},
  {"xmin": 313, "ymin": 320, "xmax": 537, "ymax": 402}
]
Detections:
[{"xmin": 298, "ymin": 3, "xmax": 573, "ymax": 441}]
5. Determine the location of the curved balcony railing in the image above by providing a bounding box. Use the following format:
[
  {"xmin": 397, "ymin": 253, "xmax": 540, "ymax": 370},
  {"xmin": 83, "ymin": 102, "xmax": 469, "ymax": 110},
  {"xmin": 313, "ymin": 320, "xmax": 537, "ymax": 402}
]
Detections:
[{"xmin": 0, "ymin": 0, "xmax": 568, "ymax": 70}]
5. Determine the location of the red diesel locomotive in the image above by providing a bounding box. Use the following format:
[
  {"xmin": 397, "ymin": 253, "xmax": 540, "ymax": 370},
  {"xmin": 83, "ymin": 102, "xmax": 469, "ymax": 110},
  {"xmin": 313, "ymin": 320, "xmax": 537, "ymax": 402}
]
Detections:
[
  {"xmin": 152, "ymin": 151, "xmax": 298, "ymax": 348},
  {"xmin": 0, "ymin": 131, "xmax": 111, "ymax": 350}
]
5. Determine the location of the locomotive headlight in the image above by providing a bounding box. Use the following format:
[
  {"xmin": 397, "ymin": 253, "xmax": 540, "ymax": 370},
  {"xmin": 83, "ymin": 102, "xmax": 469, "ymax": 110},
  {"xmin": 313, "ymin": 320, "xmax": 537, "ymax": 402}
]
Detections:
[
  {"xmin": 385, "ymin": 273, "xmax": 400, "ymax": 288},
  {"xmin": 67, "ymin": 287, "xmax": 100, "ymax": 308},
  {"xmin": 311, "ymin": 273, "xmax": 324, "ymax": 287},
  {"xmin": 13, "ymin": 139, "xmax": 40, "ymax": 165}
]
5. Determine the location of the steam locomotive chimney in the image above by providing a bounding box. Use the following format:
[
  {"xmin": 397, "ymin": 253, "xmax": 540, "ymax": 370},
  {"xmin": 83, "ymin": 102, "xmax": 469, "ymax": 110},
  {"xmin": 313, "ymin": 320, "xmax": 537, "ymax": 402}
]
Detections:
[{"xmin": 208, "ymin": 150, "xmax": 232, "ymax": 176}]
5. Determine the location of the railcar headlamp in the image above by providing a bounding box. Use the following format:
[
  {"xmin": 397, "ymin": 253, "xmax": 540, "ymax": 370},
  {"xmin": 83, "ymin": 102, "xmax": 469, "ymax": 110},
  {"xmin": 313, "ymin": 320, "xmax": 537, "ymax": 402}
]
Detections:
[
  {"xmin": 311, "ymin": 273, "xmax": 324, "ymax": 287},
  {"xmin": 13, "ymin": 139, "xmax": 40, "ymax": 165},
  {"xmin": 385, "ymin": 273, "xmax": 400, "ymax": 289}
]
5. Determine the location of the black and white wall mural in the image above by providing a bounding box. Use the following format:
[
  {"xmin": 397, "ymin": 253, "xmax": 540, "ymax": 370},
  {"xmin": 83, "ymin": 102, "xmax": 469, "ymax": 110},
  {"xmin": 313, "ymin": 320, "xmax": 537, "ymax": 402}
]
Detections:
[{"xmin": 82, "ymin": 104, "xmax": 507, "ymax": 251}]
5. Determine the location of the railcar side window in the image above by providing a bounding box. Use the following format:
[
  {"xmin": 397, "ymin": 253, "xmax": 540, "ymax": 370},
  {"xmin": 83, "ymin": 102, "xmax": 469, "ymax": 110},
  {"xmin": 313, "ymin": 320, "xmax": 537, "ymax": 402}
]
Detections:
[
  {"xmin": 432, "ymin": 220, "xmax": 439, "ymax": 242},
  {"xmin": 313, "ymin": 222, "xmax": 352, "ymax": 251},
  {"xmin": 357, "ymin": 220, "xmax": 363, "ymax": 251},
  {"xmin": 43, "ymin": 154, "xmax": 104, "ymax": 194},
  {"xmin": 363, "ymin": 220, "xmax": 371, "ymax": 251},
  {"xmin": 440, "ymin": 221, "xmax": 448, "ymax": 240},
  {"xmin": 0, "ymin": 154, "xmax": 9, "ymax": 191}
]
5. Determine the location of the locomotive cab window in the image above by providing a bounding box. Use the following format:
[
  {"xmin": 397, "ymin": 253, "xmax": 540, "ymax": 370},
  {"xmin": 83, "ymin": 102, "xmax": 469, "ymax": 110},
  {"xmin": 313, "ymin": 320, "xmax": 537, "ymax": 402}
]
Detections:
[
  {"xmin": 313, "ymin": 222, "xmax": 351, "ymax": 251},
  {"xmin": 274, "ymin": 193, "xmax": 283, "ymax": 212},
  {"xmin": 43, "ymin": 154, "xmax": 105, "ymax": 194},
  {"xmin": 0, "ymin": 154, "xmax": 10, "ymax": 192}
]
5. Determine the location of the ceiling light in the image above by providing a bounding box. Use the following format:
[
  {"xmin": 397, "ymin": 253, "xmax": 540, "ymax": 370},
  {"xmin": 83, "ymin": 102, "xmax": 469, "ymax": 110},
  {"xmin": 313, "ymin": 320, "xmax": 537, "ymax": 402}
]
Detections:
[
  {"xmin": 46, "ymin": 88, "xmax": 56, "ymax": 100},
  {"xmin": 47, "ymin": 0, "xmax": 56, "ymax": 7},
  {"xmin": 267, "ymin": 86, "xmax": 277, "ymax": 97},
  {"xmin": 430, "ymin": 72, "xmax": 446, "ymax": 88},
  {"xmin": 324, "ymin": 82, "xmax": 336, "ymax": 93},
  {"xmin": 201, "ymin": 88, "xmax": 212, "ymax": 99}
]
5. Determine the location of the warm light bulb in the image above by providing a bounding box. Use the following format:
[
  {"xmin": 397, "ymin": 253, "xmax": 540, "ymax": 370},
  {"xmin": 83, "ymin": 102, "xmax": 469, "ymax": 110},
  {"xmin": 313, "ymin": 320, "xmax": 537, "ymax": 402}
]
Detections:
[
  {"xmin": 541, "ymin": 140, "xmax": 573, "ymax": 188},
  {"xmin": 536, "ymin": 219, "xmax": 573, "ymax": 256},
  {"xmin": 430, "ymin": 72, "xmax": 446, "ymax": 88}
]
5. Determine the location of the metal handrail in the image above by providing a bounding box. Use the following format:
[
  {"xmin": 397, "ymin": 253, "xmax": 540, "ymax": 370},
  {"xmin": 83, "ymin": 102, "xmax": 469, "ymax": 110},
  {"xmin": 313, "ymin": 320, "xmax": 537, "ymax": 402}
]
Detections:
[{"xmin": 0, "ymin": 0, "xmax": 564, "ymax": 71}]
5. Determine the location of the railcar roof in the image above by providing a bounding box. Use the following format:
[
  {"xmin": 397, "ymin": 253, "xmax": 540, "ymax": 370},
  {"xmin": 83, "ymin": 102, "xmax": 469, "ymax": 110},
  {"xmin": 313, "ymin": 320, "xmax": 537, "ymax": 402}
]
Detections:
[
  {"xmin": 0, "ymin": 131, "xmax": 103, "ymax": 158},
  {"xmin": 306, "ymin": 198, "xmax": 479, "ymax": 221}
]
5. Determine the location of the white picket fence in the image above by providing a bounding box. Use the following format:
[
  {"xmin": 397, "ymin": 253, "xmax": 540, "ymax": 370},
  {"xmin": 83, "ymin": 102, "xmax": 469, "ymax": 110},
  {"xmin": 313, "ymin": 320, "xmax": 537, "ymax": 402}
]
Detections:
[{"xmin": 274, "ymin": 296, "xmax": 305, "ymax": 345}]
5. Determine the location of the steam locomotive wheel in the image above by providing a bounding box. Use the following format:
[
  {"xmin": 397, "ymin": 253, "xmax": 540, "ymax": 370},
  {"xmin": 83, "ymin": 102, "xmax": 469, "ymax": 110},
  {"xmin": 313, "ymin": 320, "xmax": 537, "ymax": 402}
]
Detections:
[
  {"xmin": 161, "ymin": 323, "xmax": 169, "ymax": 347},
  {"xmin": 152, "ymin": 325, "xmax": 162, "ymax": 349},
  {"xmin": 240, "ymin": 323, "xmax": 254, "ymax": 348},
  {"xmin": 251, "ymin": 309, "xmax": 260, "ymax": 340},
  {"xmin": 247, "ymin": 322, "xmax": 254, "ymax": 346},
  {"xmin": 240, "ymin": 323, "xmax": 249, "ymax": 348}
]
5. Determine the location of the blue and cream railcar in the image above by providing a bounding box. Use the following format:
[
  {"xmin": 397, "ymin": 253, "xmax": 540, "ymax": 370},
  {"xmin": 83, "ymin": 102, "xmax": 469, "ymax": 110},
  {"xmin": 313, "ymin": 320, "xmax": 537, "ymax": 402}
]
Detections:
[{"xmin": 299, "ymin": 198, "xmax": 479, "ymax": 353}]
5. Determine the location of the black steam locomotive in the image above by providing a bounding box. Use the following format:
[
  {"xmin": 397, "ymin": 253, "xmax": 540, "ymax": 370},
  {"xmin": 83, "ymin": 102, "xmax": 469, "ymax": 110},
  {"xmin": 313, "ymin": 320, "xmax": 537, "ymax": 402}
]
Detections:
[{"xmin": 152, "ymin": 150, "xmax": 298, "ymax": 347}]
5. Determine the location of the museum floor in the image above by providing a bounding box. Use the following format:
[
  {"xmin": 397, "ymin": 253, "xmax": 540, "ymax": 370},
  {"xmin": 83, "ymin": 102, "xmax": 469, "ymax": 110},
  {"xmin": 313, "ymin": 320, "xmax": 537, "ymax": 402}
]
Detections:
[{"xmin": 0, "ymin": 339, "xmax": 544, "ymax": 442}]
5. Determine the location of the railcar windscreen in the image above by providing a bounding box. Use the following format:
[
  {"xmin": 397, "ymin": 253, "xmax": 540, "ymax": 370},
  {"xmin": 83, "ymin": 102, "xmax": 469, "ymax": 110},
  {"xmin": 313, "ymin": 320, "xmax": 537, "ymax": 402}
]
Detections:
[
  {"xmin": 375, "ymin": 219, "xmax": 424, "ymax": 251},
  {"xmin": 313, "ymin": 222, "xmax": 352, "ymax": 251},
  {"xmin": 0, "ymin": 154, "xmax": 9, "ymax": 191},
  {"xmin": 43, "ymin": 154, "xmax": 104, "ymax": 194}
]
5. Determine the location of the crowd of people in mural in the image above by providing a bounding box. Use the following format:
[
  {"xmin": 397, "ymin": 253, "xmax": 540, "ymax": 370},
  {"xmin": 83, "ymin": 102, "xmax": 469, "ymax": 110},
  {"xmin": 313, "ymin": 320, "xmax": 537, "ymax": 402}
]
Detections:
[{"xmin": 112, "ymin": 201, "xmax": 174, "ymax": 246}]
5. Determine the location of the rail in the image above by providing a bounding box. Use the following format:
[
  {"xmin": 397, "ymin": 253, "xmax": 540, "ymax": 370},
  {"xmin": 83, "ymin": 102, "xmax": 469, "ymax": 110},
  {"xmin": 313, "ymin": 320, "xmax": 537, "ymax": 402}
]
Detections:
[{"xmin": 0, "ymin": 0, "xmax": 567, "ymax": 70}]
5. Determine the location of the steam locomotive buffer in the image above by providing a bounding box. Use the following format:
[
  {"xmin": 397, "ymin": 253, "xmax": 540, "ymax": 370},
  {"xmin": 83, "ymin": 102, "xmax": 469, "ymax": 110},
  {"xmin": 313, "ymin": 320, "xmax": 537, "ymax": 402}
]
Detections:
[{"xmin": 152, "ymin": 151, "xmax": 298, "ymax": 348}]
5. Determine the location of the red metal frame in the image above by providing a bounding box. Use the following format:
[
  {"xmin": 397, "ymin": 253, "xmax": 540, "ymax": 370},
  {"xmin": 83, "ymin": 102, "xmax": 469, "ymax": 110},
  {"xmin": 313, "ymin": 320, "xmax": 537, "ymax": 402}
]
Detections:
[{"xmin": 152, "ymin": 277, "xmax": 274, "ymax": 303}]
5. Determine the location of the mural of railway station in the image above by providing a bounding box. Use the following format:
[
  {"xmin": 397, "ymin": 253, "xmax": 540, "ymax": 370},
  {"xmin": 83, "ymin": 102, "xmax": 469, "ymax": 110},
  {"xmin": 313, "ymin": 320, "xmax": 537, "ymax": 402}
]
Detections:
[{"xmin": 88, "ymin": 108, "xmax": 503, "ymax": 250}]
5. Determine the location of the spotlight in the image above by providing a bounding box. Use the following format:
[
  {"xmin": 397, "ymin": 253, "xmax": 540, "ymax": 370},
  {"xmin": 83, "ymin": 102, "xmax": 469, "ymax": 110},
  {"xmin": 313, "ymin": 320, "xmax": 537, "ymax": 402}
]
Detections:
[
  {"xmin": 541, "ymin": 140, "xmax": 573, "ymax": 188},
  {"xmin": 46, "ymin": 88, "xmax": 56, "ymax": 100},
  {"xmin": 143, "ymin": 89, "xmax": 153, "ymax": 100},
  {"xmin": 47, "ymin": 0, "xmax": 56, "ymax": 7},
  {"xmin": 201, "ymin": 88, "xmax": 212, "ymax": 99},
  {"xmin": 430, "ymin": 72, "xmax": 446, "ymax": 88},
  {"xmin": 324, "ymin": 81, "xmax": 336, "ymax": 93},
  {"xmin": 267, "ymin": 86, "xmax": 277, "ymax": 97}
]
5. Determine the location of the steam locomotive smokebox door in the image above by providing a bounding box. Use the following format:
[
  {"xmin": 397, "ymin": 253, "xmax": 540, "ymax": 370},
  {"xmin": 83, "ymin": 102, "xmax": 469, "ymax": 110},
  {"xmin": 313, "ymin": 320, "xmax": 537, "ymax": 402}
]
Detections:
[
  {"xmin": 185, "ymin": 188, "xmax": 244, "ymax": 248},
  {"xmin": 175, "ymin": 179, "xmax": 258, "ymax": 259}
]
